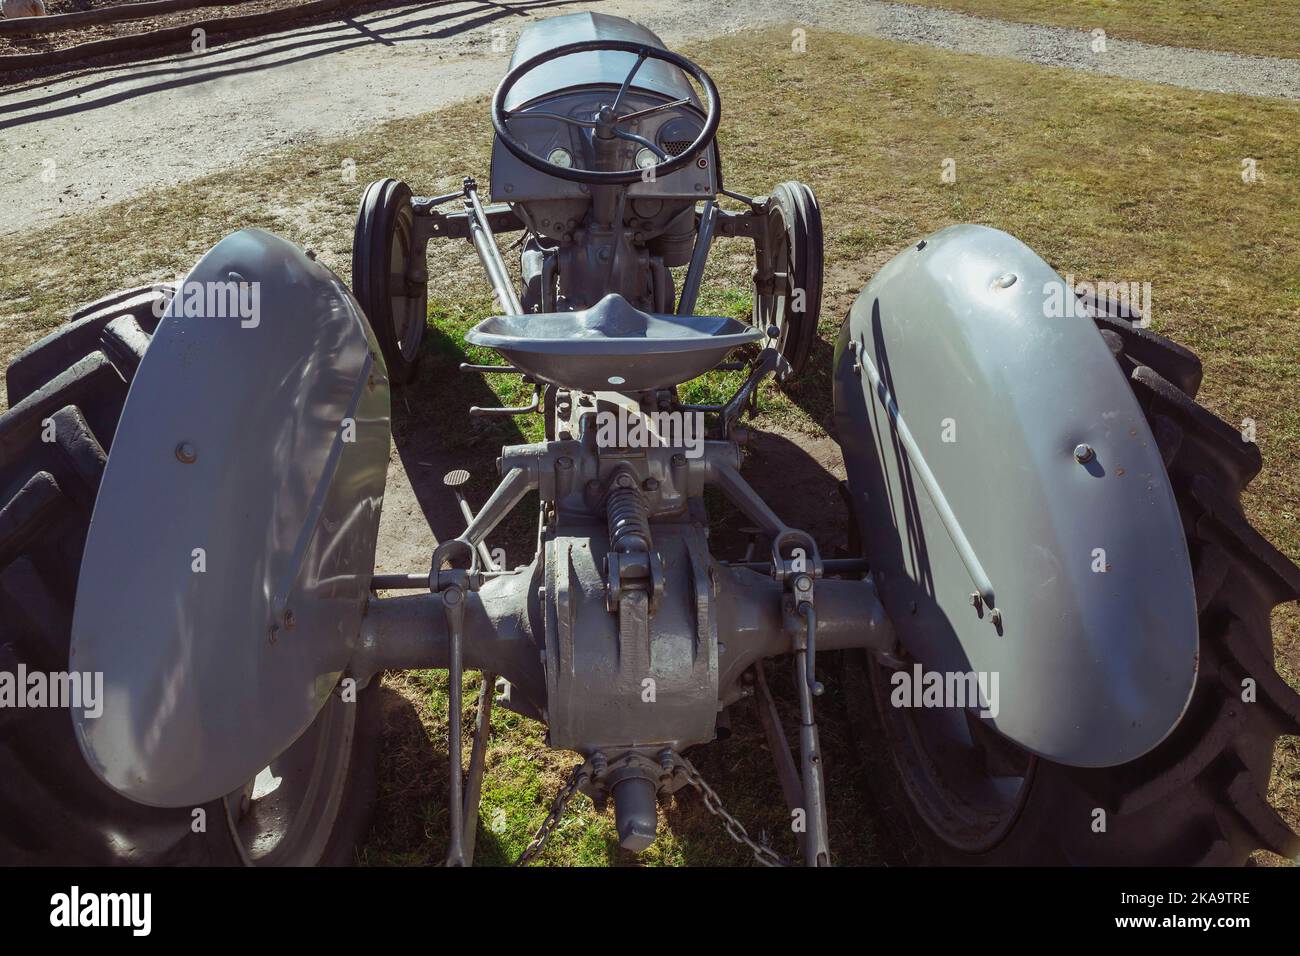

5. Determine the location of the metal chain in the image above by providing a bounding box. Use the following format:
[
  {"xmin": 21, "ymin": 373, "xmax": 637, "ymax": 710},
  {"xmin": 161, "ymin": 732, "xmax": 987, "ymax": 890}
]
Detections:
[
  {"xmin": 675, "ymin": 754, "xmax": 790, "ymax": 868},
  {"xmin": 514, "ymin": 756, "xmax": 792, "ymax": 867},
  {"xmin": 514, "ymin": 763, "xmax": 586, "ymax": 867}
]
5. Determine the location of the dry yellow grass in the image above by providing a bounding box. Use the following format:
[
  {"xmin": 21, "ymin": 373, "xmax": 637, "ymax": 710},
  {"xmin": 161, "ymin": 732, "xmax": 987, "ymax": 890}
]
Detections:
[{"xmin": 910, "ymin": 0, "xmax": 1300, "ymax": 59}]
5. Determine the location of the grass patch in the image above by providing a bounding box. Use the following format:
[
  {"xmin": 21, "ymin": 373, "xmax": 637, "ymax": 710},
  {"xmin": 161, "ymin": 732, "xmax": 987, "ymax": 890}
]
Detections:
[
  {"xmin": 908, "ymin": 0, "xmax": 1300, "ymax": 59},
  {"xmin": 1, "ymin": 24, "xmax": 1298, "ymax": 864}
]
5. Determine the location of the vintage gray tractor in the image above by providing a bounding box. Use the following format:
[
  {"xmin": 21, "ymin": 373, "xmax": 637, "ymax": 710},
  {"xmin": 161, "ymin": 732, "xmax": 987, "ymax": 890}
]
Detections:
[{"xmin": 2, "ymin": 13, "xmax": 1298, "ymax": 867}]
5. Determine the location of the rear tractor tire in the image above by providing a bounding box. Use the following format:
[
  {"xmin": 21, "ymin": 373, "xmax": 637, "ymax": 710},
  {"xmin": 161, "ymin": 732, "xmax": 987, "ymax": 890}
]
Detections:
[
  {"xmin": 849, "ymin": 311, "xmax": 1300, "ymax": 866},
  {"xmin": 0, "ymin": 287, "xmax": 379, "ymax": 865}
]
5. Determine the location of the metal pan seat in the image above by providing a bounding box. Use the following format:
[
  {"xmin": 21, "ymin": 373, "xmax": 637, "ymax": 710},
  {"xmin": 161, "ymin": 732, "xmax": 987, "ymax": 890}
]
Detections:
[{"xmin": 465, "ymin": 293, "xmax": 762, "ymax": 392}]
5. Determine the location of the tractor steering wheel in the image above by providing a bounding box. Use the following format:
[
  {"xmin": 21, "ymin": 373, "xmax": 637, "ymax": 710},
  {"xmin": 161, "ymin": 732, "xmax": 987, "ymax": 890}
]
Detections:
[{"xmin": 491, "ymin": 39, "xmax": 721, "ymax": 187}]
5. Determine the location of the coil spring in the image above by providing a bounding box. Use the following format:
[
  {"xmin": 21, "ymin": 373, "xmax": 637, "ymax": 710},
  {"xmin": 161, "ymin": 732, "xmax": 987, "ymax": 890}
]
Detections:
[{"xmin": 607, "ymin": 484, "xmax": 651, "ymax": 554}]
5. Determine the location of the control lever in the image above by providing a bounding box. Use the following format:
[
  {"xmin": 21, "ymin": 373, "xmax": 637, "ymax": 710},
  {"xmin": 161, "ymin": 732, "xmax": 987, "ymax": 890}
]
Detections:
[{"xmin": 443, "ymin": 470, "xmax": 498, "ymax": 571}]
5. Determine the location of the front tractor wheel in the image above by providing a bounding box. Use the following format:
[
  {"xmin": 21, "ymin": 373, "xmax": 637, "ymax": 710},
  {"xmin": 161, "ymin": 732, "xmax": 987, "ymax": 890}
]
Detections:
[
  {"xmin": 353, "ymin": 178, "xmax": 428, "ymax": 384},
  {"xmin": 0, "ymin": 288, "xmax": 379, "ymax": 865},
  {"xmin": 754, "ymin": 181, "xmax": 823, "ymax": 383},
  {"xmin": 850, "ymin": 312, "xmax": 1300, "ymax": 865}
]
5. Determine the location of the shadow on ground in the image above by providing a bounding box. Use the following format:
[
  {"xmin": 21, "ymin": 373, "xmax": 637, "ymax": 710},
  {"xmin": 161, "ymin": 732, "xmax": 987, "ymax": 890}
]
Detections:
[
  {"xmin": 366, "ymin": 354, "xmax": 919, "ymax": 863},
  {"xmin": 388, "ymin": 321, "xmax": 539, "ymax": 559},
  {"xmin": 1, "ymin": 0, "xmax": 593, "ymax": 130}
]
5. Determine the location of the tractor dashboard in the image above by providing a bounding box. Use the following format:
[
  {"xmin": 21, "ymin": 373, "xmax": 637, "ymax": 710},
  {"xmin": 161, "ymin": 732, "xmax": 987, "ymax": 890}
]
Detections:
[{"xmin": 488, "ymin": 88, "xmax": 718, "ymax": 205}]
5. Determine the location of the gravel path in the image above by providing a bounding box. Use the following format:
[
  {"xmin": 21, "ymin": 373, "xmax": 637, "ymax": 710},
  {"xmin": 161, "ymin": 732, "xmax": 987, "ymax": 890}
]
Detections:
[{"xmin": 2, "ymin": 0, "xmax": 1299, "ymax": 237}]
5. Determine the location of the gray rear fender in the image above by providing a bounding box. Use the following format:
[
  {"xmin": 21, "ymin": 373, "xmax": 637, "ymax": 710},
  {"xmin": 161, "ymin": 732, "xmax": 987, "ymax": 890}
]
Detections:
[
  {"xmin": 833, "ymin": 224, "xmax": 1197, "ymax": 768},
  {"xmin": 71, "ymin": 228, "xmax": 391, "ymax": 808}
]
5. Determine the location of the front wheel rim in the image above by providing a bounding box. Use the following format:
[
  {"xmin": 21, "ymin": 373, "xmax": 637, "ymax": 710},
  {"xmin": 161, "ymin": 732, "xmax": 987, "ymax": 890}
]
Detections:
[
  {"xmin": 387, "ymin": 204, "xmax": 426, "ymax": 364},
  {"xmin": 756, "ymin": 207, "xmax": 793, "ymax": 354}
]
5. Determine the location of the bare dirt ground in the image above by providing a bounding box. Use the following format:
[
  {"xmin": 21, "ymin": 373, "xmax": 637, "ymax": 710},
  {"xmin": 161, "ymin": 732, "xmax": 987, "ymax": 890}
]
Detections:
[{"xmin": 4, "ymin": 0, "xmax": 1300, "ymax": 238}]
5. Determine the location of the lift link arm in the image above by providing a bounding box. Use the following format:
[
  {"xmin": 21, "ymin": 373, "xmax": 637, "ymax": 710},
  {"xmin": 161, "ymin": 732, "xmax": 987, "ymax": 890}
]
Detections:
[
  {"xmin": 434, "ymin": 459, "xmax": 539, "ymax": 866},
  {"xmin": 438, "ymin": 471, "xmax": 504, "ymax": 868},
  {"xmin": 442, "ymin": 581, "xmax": 469, "ymax": 867},
  {"xmin": 789, "ymin": 572, "xmax": 831, "ymax": 867},
  {"xmin": 460, "ymin": 671, "xmax": 496, "ymax": 863}
]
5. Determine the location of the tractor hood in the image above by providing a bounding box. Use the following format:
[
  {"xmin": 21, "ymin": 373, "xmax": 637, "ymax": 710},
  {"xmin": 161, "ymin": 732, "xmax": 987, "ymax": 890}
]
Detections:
[{"xmin": 504, "ymin": 12, "xmax": 701, "ymax": 111}]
